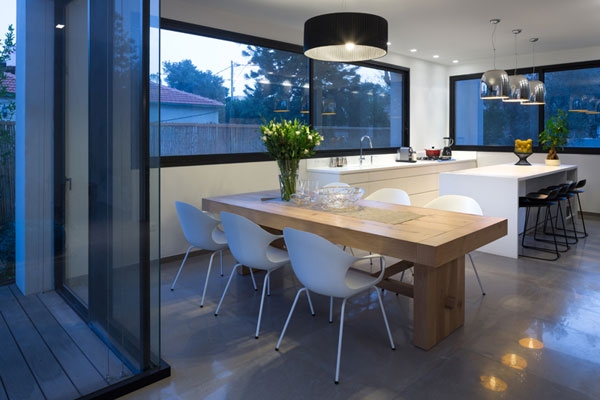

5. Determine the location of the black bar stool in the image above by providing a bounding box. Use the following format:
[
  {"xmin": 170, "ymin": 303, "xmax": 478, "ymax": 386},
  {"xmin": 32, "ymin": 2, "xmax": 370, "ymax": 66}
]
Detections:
[
  {"xmin": 545, "ymin": 182, "xmax": 578, "ymax": 246},
  {"xmin": 519, "ymin": 188, "xmax": 563, "ymax": 261},
  {"xmin": 569, "ymin": 179, "xmax": 588, "ymax": 238}
]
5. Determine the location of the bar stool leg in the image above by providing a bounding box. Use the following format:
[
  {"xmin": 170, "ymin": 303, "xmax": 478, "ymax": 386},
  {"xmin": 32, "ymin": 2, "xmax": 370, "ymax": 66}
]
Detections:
[{"xmin": 575, "ymin": 192, "xmax": 588, "ymax": 238}]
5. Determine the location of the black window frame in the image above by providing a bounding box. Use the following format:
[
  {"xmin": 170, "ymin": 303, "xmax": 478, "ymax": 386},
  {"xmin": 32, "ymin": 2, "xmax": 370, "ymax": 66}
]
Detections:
[
  {"xmin": 450, "ymin": 60, "xmax": 600, "ymax": 155},
  {"xmin": 159, "ymin": 18, "xmax": 410, "ymax": 168}
]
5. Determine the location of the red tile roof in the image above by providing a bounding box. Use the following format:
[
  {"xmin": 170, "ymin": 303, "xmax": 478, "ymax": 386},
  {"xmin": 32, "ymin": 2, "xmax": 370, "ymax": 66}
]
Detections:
[
  {"xmin": 1, "ymin": 72, "xmax": 15, "ymax": 94},
  {"xmin": 150, "ymin": 81, "xmax": 224, "ymax": 107}
]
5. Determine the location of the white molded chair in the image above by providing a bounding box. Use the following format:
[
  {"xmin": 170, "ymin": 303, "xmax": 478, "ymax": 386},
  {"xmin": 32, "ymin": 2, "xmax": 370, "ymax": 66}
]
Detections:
[
  {"xmin": 171, "ymin": 201, "xmax": 228, "ymax": 308},
  {"xmin": 215, "ymin": 211, "xmax": 290, "ymax": 339},
  {"xmin": 423, "ymin": 195, "xmax": 486, "ymax": 295},
  {"xmin": 362, "ymin": 188, "xmax": 411, "ymax": 265},
  {"xmin": 365, "ymin": 188, "xmax": 411, "ymax": 205},
  {"xmin": 277, "ymin": 227, "xmax": 395, "ymax": 384}
]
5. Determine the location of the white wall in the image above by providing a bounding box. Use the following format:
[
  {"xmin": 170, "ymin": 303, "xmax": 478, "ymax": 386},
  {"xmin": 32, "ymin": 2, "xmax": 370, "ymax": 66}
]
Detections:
[{"xmin": 160, "ymin": 0, "xmax": 600, "ymax": 258}]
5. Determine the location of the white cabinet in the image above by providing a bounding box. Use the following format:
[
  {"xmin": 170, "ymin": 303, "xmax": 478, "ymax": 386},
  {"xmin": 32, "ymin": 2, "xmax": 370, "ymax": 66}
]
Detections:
[{"xmin": 306, "ymin": 159, "xmax": 476, "ymax": 206}]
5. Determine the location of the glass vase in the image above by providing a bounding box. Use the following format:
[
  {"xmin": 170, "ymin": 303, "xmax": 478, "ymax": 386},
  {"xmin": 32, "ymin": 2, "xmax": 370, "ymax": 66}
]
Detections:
[{"xmin": 277, "ymin": 158, "xmax": 300, "ymax": 201}]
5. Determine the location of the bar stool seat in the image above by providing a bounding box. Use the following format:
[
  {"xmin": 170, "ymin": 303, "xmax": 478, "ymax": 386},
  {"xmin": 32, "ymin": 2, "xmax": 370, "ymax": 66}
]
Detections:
[
  {"xmin": 519, "ymin": 188, "xmax": 564, "ymax": 260},
  {"xmin": 545, "ymin": 181, "xmax": 578, "ymax": 245}
]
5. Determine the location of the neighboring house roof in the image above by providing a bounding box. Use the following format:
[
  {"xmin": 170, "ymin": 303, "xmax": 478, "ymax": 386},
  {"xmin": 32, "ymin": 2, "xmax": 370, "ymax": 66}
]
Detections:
[
  {"xmin": 1, "ymin": 72, "xmax": 15, "ymax": 95},
  {"xmin": 150, "ymin": 82, "xmax": 224, "ymax": 107}
]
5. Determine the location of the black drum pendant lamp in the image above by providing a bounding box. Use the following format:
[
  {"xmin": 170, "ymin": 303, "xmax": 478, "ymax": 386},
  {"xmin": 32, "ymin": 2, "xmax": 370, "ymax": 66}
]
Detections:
[{"xmin": 304, "ymin": 12, "xmax": 388, "ymax": 62}]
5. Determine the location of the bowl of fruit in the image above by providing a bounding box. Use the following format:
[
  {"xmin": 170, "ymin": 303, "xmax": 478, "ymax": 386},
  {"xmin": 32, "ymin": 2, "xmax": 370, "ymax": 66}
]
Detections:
[{"xmin": 514, "ymin": 139, "xmax": 533, "ymax": 165}]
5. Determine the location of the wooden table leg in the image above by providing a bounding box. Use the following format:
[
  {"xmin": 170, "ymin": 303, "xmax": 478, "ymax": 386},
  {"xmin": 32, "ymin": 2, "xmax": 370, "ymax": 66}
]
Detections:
[{"xmin": 412, "ymin": 257, "xmax": 465, "ymax": 350}]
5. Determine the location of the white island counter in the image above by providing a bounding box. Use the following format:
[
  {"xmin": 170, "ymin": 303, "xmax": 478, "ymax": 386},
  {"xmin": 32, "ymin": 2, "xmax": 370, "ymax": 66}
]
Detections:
[
  {"xmin": 439, "ymin": 163, "xmax": 577, "ymax": 258},
  {"xmin": 307, "ymin": 158, "xmax": 476, "ymax": 206}
]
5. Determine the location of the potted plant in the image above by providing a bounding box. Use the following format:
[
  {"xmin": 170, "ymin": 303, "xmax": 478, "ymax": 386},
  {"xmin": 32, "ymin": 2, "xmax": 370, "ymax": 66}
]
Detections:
[{"xmin": 538, "ymin": 109, "xmax": 569, "ymax": 166}]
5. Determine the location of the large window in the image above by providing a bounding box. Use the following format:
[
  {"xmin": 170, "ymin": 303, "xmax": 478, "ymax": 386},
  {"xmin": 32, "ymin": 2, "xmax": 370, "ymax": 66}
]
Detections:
[
  {"xmin": 158, "ymin": 19, "xmax": 408, "ymax": 165},
  {"xmin": 313, "ymin": 62, "xmax": 405, "ymax": 151},
  {"xmin": 451, "ymin": 61, "xmax": 600, "ymax": 152},
  {"xmin": 452, "ymin": 73, "xmax": 539, "ymax": 147}
]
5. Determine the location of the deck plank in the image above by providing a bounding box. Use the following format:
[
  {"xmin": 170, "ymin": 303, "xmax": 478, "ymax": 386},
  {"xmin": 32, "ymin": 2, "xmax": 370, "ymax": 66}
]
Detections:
[
  {"xmin": 0, "ymin": 311, "xmax": 44, "ymax": 400},
  {"xmin": 0, "ymin": 286, "xmax": 79, "ymax": 400},
  {"xmin": 38, "ymin": 291, "xmax": 131, "ymax": 382},
  {"xmin": 11, "ymin": 286, "xmax": 108, "ymax": 395}
]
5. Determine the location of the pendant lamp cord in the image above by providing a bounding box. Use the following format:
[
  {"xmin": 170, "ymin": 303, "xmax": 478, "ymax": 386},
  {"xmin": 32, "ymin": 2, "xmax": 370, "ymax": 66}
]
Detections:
[
  {"xmin": 530, "ymin": 38, "xmax": 538, "ymax": 75},
  {"xmin": 513, "ymin": 32, "xmax": 518, "ymax": 74},
  {"xmin": 512, "ymin": 29, "xmax": 521, "ymax": 75},
  {"xmin": 489, "ymin": 19, "xmax": 500, "ymax": 69}
]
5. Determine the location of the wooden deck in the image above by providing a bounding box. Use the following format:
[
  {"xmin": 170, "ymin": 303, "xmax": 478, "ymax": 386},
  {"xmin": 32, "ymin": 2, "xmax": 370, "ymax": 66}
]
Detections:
[{"xmin": 0, "ymin": 285, "xmax": 131, "ymax": 400}]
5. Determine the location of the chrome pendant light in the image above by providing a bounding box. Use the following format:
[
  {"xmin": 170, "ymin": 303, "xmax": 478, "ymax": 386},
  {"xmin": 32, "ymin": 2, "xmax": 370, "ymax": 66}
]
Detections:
[
  {"xmin": 304, "ymin": 12, "xmax": 388, "ymax": 62},
  {"xmin": 503, "ymin": 29, "xmax": 530, "ymax": 103},
  {"xmin": 522, "ymin": 38, "xmax": 546, "ymax": 105},
  {"xmin": 481, "ymin": 19, "xmax": 510, "ymax": 99}
]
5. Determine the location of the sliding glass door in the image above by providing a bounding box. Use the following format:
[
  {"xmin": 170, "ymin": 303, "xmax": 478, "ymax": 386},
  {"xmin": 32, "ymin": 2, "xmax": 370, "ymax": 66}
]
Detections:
[{"xmin": 56, "ymin": 0, "xmax": 162, "ymax": 376}]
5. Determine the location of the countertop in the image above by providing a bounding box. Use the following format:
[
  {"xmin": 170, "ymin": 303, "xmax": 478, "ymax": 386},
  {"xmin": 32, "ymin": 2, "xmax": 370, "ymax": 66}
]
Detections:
[
  {"xmin": 307, "ymin": 157, "xmax": 476, "ymax": 175},
  {"xmin": 439, "ymin": 163, "xmax": 576, "ymax": 180}
]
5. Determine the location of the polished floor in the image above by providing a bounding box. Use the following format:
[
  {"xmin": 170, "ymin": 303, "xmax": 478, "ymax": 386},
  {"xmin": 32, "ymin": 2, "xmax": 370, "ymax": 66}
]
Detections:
[{"xmin": 123, "ymin": 215, "xmax": 600, "ymax": 400}]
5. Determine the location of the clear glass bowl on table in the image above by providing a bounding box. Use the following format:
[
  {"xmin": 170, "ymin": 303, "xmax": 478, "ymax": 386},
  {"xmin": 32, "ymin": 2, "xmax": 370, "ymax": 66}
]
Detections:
[{"xmin": 317, "ymin": 186, "xmax": 365, "ymax": 210}]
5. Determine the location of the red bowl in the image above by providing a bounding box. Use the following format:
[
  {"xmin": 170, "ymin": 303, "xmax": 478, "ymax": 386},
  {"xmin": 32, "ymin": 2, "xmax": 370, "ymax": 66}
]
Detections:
[{"xmin": 425, "ymin": 148, "xmax": 441, "ymax": 157}]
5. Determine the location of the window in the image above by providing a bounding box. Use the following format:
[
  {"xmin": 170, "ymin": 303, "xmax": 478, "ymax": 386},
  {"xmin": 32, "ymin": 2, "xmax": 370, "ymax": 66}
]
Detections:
[
  {"xmin": 451, "ymin": 61, "xmax": 600, "ymax": 152},
  {"xmin": 545, "ymin": 66, "xmax": 600, "ymax": 147},
  {"xmin": 312, "ymin": 62, "xmax": 406, "ymax": 151},
  {"xmin": 158, "ymin": 19, "xmax": 409, "ymax": 165},
  {"xmin": 451, "ymin": 72, "xmax": 539, "ymax": 147}
]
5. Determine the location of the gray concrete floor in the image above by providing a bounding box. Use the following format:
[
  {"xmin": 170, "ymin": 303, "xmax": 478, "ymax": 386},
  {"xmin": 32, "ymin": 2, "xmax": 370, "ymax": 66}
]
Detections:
[{"xmin": 122, "ymin": 215, "xmax": 600, "ymax": 400}]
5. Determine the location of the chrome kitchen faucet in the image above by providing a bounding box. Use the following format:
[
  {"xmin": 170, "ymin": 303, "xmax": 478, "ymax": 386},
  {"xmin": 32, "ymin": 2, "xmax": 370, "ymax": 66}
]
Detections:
[{"xmin": 360, "ymin": 135, "xmax": 373, "ymax": 165}]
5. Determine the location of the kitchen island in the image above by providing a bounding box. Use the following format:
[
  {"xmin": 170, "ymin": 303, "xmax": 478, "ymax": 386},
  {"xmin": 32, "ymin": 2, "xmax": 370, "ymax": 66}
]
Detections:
[
  {"xmin": 439, "ymin": 163, "xmax": 577, "ymax": 259},
  {"xmin": 307, "ymin": 157, "xmax": 476, "ymax": 206}
]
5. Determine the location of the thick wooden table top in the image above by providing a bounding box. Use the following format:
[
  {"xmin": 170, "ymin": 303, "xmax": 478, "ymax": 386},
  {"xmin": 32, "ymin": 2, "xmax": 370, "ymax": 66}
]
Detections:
[{"xmin": 203, "ymin": 190, "xmax": 507, "ymax": 267}]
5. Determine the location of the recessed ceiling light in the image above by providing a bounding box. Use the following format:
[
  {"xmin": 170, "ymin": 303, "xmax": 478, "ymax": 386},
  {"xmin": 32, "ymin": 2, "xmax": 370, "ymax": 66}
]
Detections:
[
  {"xmin": 56, "ymin": 24, "xmax": 65, "ymax": 29},
  {"xmin": 452, "ymin": 59, "xmax": 459, "ymax": 64},
  {"xmin": 387, "ymin": 41, "xmax": 391, "ymax": 46},
  {"xmin": 433, "ymin": 55, "xmax": 440, "ymax": 59},
  {"xmin": 410, "ymin": 48, "xmax": 417, "ymax": 53}
]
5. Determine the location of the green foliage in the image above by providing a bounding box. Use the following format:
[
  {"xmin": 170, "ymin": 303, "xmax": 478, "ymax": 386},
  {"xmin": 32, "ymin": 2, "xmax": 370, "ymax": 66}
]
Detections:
[
  {"xmin": 539, "ymin": 109, "xmax": 569, "ymax": 158},
  {"xmin": 260, "ymin": 118, "xmax": 323, "ymax": 161},
  {"xmin": 162, "ymin": 59, "xmax": 228, "ymax": 103}
]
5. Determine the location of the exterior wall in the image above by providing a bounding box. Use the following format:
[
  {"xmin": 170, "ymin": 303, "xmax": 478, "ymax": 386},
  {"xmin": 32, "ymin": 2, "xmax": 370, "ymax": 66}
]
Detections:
[{"xmin": 156, "ymin": 103, "xmax": 220, "ymax": 124}]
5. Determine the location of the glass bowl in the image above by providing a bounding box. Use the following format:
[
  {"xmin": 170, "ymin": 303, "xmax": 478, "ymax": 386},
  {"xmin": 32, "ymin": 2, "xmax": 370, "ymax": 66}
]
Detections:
[{"xmin": 317, "ymin": 186, "xmax": 365, "ymax": 210}]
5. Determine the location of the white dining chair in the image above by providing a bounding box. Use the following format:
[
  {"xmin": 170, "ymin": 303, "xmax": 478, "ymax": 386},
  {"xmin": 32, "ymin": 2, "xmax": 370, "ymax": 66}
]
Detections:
[
  {"xmin": 171, "ymin": 201, "xmax": 228, "ymax": 308},
  {"xmin": 365, "ymin": 188, "xmax": 411, "ymax": 205},
  {"xmin": 215, "ymin": 211, "xmax": 291, "ymax": 338},
  {"xmin": 277, "ymin": 227, "xmax": 395, "ymax": 384},
  {"xmin": 423, "ymin": 195, "xmax": 486, "ymax": 295},
  {"xmin": 363, "ymin": 188, "xmax": 412, "ymax": 268}
]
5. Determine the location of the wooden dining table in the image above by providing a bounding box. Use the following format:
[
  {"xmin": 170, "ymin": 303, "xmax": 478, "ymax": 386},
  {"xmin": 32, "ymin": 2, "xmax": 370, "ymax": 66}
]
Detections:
[{"xmin": 202, "ymin": 190, "xmax": 507, "ymax": 350}]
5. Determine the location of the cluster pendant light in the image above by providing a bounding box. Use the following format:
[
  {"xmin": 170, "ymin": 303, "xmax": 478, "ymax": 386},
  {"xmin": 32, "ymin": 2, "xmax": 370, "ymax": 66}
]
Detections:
[
  {"xmin": 304, "ymin": 12, "xmax": 388, "ymax": 62},
  {"xmin": 503, "ymin": 29, "xmax": 530, "ymax": 103},
  {"xmin": 480, "ymin": 19, "xmax": 546, "ymax": 106},
  {"xmin": 480, "ymin": 19, "xmax": 510, "ymax": 99}
]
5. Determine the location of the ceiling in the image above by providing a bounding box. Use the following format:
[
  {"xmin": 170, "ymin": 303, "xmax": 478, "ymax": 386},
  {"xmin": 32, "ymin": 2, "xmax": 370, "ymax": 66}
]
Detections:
[{"xmin": 186, "ymin": 0, "xmax": 600, "ymax": 66}]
